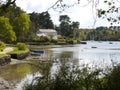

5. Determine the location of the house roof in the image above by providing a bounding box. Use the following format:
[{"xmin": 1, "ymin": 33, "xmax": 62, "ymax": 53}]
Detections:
[{"xmin": 38, "ymin": 29, "xmax": 57, "ymax": 33}]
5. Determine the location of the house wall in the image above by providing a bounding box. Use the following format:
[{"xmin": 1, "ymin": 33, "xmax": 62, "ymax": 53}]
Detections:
[{"xmin": 36, "ymin": 29, "xmax": 58, "ymax": 39}]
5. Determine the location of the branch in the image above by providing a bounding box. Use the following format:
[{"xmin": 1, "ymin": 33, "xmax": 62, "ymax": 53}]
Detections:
[
  {"xmin": 47, "ymin": 0, "xmax": 60, "ymax": 11},
  {"xmin": 47, "ymin": 0, "xmax": 80, "ymax": 12},
  {"xmin": 5, "ymin": 0, "xmax": 16, "ymax": 8},
  {"xmin": 0, "ymin": 0, "xmax": 16, "ymax": 10}
]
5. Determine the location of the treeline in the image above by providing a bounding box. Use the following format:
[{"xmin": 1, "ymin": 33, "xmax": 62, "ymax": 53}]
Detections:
[
  {"xmin": 0, "ymin": 0, "xmax": 120, "ymax": 43},
  {"xmin": 78, "ymin": 28, "xmax": 120, "ymax": 41}
]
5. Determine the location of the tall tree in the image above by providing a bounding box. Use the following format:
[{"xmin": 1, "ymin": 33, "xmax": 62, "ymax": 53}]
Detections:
[
  {"xmin": 29, "ymin": 11, "xmax": 54, "ymax": 29},
  {"xmin": 59, "ymin": 15, "xmax": 72, "ymax": 37},
  {"xmin": 0, "ymin": 16, "xmax": 16, "ymax": 43},
  {"xmin": 59, "ymin": 15, "xmax": 70, "ymax": 23},
  {"xmin": 71, "ymin": 21, "xmax": 79, "ymax": 29},
  {"xmin": 13, "ymin": 13, "xmax": 30, "ymax": 41},
  {"xmin": 38, "ymin": 11, "xmax": 54, "ymax": 29},
  {"xmin": 71, "ymin": 21, "xmax": 80, "ymax": 38}
]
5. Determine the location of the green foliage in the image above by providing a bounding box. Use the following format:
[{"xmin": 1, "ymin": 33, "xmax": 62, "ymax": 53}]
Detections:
[
  {"xmin": 0, "ymin": 41, "xmax": 6, "ymax": 48},
  {"xmin": 0, "ymin": 16, "xmax": 16, "ymax": 43},
  {"xmin": 33, "ymin": 36, "xmax": 51, "ymax": 42},
  {"xmin": 77, "ymin": 28, "xmax": 120, "ymax": 41},
  {"xmin": 97, "ymin": 0, "xmax": 120, "ymax": 25},
  {"xmin": 59, "ymin": 15, "xmax": 79, "ymax": 37},
  {"xmin": 13, "ymin": 13, "xmax": 30, "ymax": 41},
  {"xmin": 23, "ymin": 62, "xmax": 120, "ymax": 90},
  {"xmin": 16, "ymin": 42, "xmax": 27, "ymax": 50},
  {"xmin": 23, "ymin": 63, "xmax": 102, "ymax": 90},
  {"xmin": 102, "ymin": 64, "xmax": 120, "ymax": 90},
  {"xmin": 14, "ymin": 13, "xmax": 30, "ymax": 33},
  {"xmin": 51, "ymin": 39, "xmax": 58, "ymax": 44},
  {"xmin": 0, "ymin": 41, "xmax": 6, "ymax": 51}
]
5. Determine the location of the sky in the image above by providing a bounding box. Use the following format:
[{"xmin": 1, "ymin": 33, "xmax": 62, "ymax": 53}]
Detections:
[{"xmin": 15, "ymin": 0, "xmax": 119, "ymax": 28}]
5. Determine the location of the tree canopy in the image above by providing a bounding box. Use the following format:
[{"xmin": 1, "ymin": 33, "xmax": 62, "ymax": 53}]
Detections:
[
  {"xmin": 29, "ymin": 11, "xmax": 54, "ymax": 29},
  {"xmin": 59, "ymin": 15, "xmax": 79, "ymax": 37},
  {"xmin": 13, "ymin": 13, "xmax": 30, "ymax": 41},
  {"xmin": 0, "ymin": 16, "xmax": 16, "ymax": 42}
]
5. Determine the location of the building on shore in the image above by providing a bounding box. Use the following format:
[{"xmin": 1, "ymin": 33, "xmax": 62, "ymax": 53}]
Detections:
[{"xmin": 36, "ymin": 29, "xmax": 58, "ymax": 39}]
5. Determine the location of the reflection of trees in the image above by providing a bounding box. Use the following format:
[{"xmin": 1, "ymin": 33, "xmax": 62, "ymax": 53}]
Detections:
[
  {"xmin": 59, "ymin": 52, "xmax": 73, "ymax": 58},
  {"xmin": 57, "ymin": 51, "xmax": 79, "ymax": 66},
  {"xmin": 30, "ymin": 60, "xmax": 53, "ymax": 76},
  {"xmin": 0, "ymin": 63, "xmax": 31, "ymax": 81}
]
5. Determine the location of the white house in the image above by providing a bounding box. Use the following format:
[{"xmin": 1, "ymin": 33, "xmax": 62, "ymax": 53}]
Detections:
[{"xmin": 36, "ymin": 29, "xmax": 58, "ymax": 39}]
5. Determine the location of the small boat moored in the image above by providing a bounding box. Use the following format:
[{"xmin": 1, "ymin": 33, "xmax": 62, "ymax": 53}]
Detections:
[{"xmin": 30, "ymin": 50, "xmax": 44, "ymax": 55}]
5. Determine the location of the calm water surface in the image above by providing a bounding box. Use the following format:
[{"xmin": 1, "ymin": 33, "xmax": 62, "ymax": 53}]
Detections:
[{"xmin": 0, "ymin": 41, "xmax": 120, "ymax": 89}]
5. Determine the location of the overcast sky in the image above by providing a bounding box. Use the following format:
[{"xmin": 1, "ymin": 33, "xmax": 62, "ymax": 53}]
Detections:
[{"xmin": 15, "ymin": 0, "xmax": 118, "ymax": 28}]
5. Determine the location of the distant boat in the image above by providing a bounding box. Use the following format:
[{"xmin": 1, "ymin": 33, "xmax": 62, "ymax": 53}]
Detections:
[
  {"xmin": 80, "ymin": 41, "xmax": 87, "ymax": 44},
  {"xmin": 109, "ymin": 42, "xmax": 113, "ymax": 44},
  {"xmin": 91, "ymin": 46, "xmax": 97, "ymax": 48},
  {"xmin": 30, "ymin": 50, "xmax": 44, "ymax": 55}
]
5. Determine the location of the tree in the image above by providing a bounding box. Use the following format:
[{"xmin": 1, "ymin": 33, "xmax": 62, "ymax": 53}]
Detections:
[
  {"xmin": 0, "ymin": 0, "xmax": 16, "ymax": 11},
  {"xmin": 71, "ymin": 21, "xmax": 80, "ymax": 38},
  {"xmin": 59, "ymin": 15, "xmax": 80, "ymax": 38},
  {"xmin": 28, "ymin": 11, "xmax": 54, "ymax": 40},
  {"xmin": 38, "ymin": 11, "xmax": 54, "ymax": 29},
  {"xmin": 59, "ymin": 15, "xmax": 70, "ymax": 23},
  {"xmin": 13, "ymin": 13, "xmax": 30, "ymax": 41},
  {"xmin": 59, "ymin": 15, "xmax": 72, "ymax": 37},
  {"xmin": 29, "ymin": 11, "xmax": 54, "ymax": 29},
  {"xmin": 0, "ymin": 16, "xmax": 16, "ymax": 42}
]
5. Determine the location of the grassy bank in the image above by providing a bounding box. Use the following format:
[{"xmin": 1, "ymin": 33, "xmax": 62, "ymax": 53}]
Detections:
[
  {"xmin": 0, "ymin": 54, "xmax": 7, "ymax": 58},
  {"xmin": 10, "ymin": 47, "xmax": 29, "ymax": 54}
]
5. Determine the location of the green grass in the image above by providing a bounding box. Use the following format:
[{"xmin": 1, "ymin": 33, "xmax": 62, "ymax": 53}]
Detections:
[
  {"xmin": 0, "ymin": 47, "xmax": 5, "ymax": 52},
  {"xmin": 10, "ymin": 47, "xmax": 29, "ymax": 54},
  {"xmin": 0, "ymin": 54, "xmax": 7, "ymax": 58}
]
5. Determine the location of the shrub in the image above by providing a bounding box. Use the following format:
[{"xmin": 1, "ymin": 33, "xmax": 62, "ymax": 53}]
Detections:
[
  {"xmin": 23, "ymin": 61, "xmax": 120, "ymax": 90},
  {"xmin": 23, "ymin": 63, "xmax": 102, "ymax": 90},
  {"xmin": 51, "ymin": 39, "xmax": 58, "ymax": 44},
  {"xmin": 0, "ymin": 41, "xmax": 6, "ymax": 48},
  {"xmin": 102, "ymin": 64, "xmax": 120, "ymax": 90},
  {"xmin": 16, "ymin": 42, "xmax": 27, "ymax": 50},
  {"xmin": 0, "ymin": 41, "xmax": 6, "ymax": 51}
]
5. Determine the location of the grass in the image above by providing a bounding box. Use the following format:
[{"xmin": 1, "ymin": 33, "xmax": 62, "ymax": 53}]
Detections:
[
  {"xmin": 0, "ymin": 54, "xmax": 7, "ymax": 58},
  {"xmin": 0, "ymin": 47, "xmax": 5, "ymax": 52},
  {"xmin": 10, "ymin": 47, "xmax": 29, "ymax": 54}
]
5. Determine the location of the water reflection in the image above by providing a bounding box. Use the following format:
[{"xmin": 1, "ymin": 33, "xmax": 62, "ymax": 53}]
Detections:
[
  {"xmin": 0, "ymin": 41, "xmax": 120, "ymax": 89},
  {"xmin": 0, "ymin": 63, "xmax": 31, "ymax": 81}
]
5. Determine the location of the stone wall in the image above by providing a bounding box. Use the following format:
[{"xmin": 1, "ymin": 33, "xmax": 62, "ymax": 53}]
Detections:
[
  {"xmin": 0, "ymin": 55, "xmax": 11, "ymax": 66},
  {"xmin": 10, "ymin": 51, "xmax": 29, "ymax": 60}
]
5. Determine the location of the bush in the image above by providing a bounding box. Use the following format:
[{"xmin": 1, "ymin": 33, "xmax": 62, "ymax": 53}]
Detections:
[
  {"xmin": 16, "ymin": 42, "xmax": 27, "ymax": 50},
  {"xmin": 32, "ymin": 36, "xmax": 51, "ymax": 43},
  {"xmin": 51, "ymin": 39, "xmax": 58, "ymax": 44},
  {"xmin": 102, "ymin": 64, "xmax": 120, "ymax": 90},
  {"xmin": 23, "ymin": 63, "xmax": 102, "ymax": 90},
  {"xmin": 0, "ymin": 41, "xmax": 6, "ymax": 51},
  {"xmin": 0, "ymin": 41, "xmax": 6, "ymax": 48},
  {"xmin": 23, "ymin": 62, "xmax": 120, "ymax": 90}
]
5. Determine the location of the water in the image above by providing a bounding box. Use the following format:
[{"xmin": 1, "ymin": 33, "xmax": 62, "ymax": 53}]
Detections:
[{"xmin": 0, "ymin": 41, "xmax": 120, "ymax": 89}]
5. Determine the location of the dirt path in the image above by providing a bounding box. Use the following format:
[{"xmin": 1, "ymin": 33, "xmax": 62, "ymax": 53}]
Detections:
[{"xmin": 0, "ymin": 47, "xmax": 13, "ymax": 54}]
